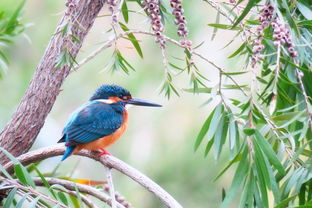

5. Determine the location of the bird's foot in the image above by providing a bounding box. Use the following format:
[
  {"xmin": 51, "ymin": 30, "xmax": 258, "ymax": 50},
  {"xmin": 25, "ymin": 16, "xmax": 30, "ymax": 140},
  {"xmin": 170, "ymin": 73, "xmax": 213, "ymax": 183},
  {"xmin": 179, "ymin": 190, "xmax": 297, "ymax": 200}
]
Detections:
[{"xmin": 99, "ymin": 148, "xmax": 112, "ymax": 156}]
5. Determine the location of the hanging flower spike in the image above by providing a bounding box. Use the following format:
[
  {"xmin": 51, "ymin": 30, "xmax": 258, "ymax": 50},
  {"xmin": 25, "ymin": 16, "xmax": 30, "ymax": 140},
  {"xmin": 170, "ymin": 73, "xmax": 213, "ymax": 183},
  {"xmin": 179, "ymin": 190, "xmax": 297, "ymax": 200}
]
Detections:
[
  {"xmin": 107, "ymin": 0, "xmax": 118, "ymax": 24},
  {"xmin": 142, "ymin": 0, "xmax": 166, "ymax": 48},
  {"xmin": 251, "ymin": 5, "xmax": 274, "ymax": 67},
  {"xmin": 272, "ymin": 17, "xmax": 298, "ymax": 57}
]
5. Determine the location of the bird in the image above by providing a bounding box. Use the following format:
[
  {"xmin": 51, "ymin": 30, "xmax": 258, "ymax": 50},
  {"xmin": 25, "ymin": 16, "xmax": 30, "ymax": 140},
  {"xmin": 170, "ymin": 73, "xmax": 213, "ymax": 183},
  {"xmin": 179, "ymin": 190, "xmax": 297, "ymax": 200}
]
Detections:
[{"xmin": 58, "ymin": 84, "xmax": 161, "ymax": 161}]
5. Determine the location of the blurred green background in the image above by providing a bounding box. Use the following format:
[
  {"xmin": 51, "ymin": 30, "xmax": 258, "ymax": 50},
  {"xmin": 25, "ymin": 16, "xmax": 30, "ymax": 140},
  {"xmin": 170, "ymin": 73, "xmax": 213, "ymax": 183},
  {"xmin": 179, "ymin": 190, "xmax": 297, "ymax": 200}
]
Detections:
[{"xmin": 0, "ymin": 0, "xmax": 242, "ymax": 207}]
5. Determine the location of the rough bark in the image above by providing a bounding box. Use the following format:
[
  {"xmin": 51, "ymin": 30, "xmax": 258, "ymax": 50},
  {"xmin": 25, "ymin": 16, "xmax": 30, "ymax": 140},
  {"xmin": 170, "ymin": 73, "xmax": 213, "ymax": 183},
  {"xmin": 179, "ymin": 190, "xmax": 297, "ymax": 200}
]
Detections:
[{"xmin": 0, "ymin": 0, "xmax": 105, "ymax": 163}]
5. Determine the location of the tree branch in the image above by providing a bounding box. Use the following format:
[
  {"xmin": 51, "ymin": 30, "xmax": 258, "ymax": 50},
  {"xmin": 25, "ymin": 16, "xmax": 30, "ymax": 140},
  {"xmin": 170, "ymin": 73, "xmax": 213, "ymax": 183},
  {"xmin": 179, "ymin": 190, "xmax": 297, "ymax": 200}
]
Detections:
[
  {"xmin": 4, "ymin": 144, "xmax": 183, "ymax": 208},
  {"xmin": 0, "ymin": 0, "xmax": 105, "ymax": 163},
  {"xmin": 33, "ymin": 177, "xmax": 126, "ymax": 208}
]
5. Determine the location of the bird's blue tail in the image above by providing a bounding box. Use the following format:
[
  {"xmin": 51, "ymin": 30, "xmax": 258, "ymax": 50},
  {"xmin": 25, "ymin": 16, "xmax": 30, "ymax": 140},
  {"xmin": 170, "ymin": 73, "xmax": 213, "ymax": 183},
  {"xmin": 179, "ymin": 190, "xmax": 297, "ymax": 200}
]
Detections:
[{"xmin": 61, "ymin": 146, "xmax": 76, "ymax": 161}]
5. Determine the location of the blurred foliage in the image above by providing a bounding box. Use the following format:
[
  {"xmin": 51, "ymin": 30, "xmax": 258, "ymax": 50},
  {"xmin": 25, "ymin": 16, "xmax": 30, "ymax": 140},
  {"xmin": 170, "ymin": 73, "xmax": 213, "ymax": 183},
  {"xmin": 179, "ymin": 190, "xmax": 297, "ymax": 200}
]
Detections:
[
  {"xmin": 0, "ymin": 0, "xmax": 25, "ymax": 78},
  {"xmin": 1, "ymin": 0, "xmax": 312, "ymax": 207}
]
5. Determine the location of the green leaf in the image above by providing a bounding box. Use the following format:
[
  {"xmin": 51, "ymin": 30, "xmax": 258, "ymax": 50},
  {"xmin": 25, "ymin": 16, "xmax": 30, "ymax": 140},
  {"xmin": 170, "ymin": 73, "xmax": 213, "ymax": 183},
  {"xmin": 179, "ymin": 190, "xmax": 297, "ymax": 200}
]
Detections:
[
  {"xmin": 277, "ymin": 0, "xmax": 299, "ymax": 36},
  {"xmin": 297, "ymin": 2, "xmax": 312, "ymax": 20},
  {"xmin": 274, "ymin": 195, "xmax": 297, "ymax": 208},
  {"xmin": 14, "ymin": 164, "xmax": 36, "ymax": 188},
  {"xmin": 119, "ymin": 22, "xmax": 143, "ymax": 58},
  {"xmin": 74, "ymin": 184, "xmax": 84, "ymax": 208},
  {"xmin": 183, "ymin": 87, "xmax": 212, "ymax": 94},
  {"xmin": 28, "ymin": 196, "xmax": 41, "ymax": 208},
  {"xmin": 211, "ymin": 12, "xmax": 220, "ymax": 41},
  {"xmin": 16, "ymin": 193, "xmax": 29, "ymax": 208},
  {"xmin": 272, "ymin": 111, "xmax": 303, "ymax": 121},
  {"xmin": 121, "ymin": 0, "xmax": 129, "ymax": 23},
  {"xmin": 5, "ymin": 0, "xmax": 25, "ymax": 34},
  {"xmin": 194, "ymin": 107, "xmax": 215, "ymax": 151},
  {"xmin": 221, "ymin": 147, "xmax": 249, "ymax": 208},
  {"xmin": 253, "ymin": 142, "xmax": 270, "ymax": 207},
  {"xmin": 206, "ymin": 104, "xmax": 224, "ymax": 140},
  {"xmin": 58, "ymin": 192, "xmax": 69, "ymax": 206},
  {"xmin": 0, "ymin": 147, "xmax": 20, "ymax": 164},
  {"xmin": 243, "ymin": 128, "xmax": 255, "ymax": 136},
  {"xmin": 204, "ymin": 138, "xmax": 214, "ymax": 157},
  {"xmin": 229, "ymin": 118, "xmax": 237, "ymax": 150},
  {"xmin": 254, "ymin": 131, "xmax": 286, "ymax": 175},
  {"xmin": 213, "ymin": 111, "xmax": 229, "ymax": 160},
  {"xmin": 208, "ymin": 23, "xmax": 241, "ymax": 30},
  {"xmin": 220, "ymin": 71, "xmax": 247, "ymax": 76},
  {"xmin": 214, "ymin": 152, "xmax": 242, "ymax": 181},
  {"xmin": 0, "ymin": 163, "xmax": 13, "ymax": 179},
  {"xmin": 4, "ymin": 187, "xmax": 18, "ymax": 207},
  {"xmin": 33, "ymin": 166, "xmax": 57, "ymax": 199},
  {"xmin": 228, "ymin": 42, "xmax": 246, "ymax": 58},
  {"xmin": 232, "ymin": 0, "xmax": 260, "ymax": 28}
]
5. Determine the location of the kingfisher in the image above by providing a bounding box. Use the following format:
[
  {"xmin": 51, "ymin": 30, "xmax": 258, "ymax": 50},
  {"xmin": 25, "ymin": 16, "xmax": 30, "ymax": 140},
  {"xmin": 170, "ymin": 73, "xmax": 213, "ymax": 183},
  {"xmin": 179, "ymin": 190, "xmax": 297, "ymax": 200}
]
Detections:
[{"xmin": 58, "ymin": 84, "xmax": 161, "ymax": 161}]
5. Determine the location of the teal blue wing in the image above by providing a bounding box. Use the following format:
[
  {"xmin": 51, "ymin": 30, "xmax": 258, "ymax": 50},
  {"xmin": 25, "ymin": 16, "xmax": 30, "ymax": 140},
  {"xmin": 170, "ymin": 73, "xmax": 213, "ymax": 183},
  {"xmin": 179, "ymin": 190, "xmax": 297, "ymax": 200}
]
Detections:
[{"xmin": 62, "ymin": 101, "xmax": 124, "ymax": 145}]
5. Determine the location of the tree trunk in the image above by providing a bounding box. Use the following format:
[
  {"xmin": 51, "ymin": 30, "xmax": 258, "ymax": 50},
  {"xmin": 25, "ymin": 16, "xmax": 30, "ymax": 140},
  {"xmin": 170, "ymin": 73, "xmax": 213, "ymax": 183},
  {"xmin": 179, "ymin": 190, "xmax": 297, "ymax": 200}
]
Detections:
[{"xmin": 0, "ymin": 0, "xmax": 105, "ymax": 164}]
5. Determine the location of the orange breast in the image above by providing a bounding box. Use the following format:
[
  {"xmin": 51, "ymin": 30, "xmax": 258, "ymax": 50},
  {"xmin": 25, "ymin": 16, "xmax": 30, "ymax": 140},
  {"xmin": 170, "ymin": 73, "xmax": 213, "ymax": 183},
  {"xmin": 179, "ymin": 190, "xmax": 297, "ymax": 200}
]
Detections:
[{"xmin": 74, "ymin": 111, "xmax": 128, "ymax": 153}]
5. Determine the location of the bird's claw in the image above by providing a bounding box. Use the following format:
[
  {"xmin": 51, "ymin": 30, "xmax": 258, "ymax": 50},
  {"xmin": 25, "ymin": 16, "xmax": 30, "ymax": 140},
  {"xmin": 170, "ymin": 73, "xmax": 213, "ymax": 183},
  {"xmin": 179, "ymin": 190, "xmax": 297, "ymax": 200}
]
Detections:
[{"xmin": 99, "ymin": 148, "xmax": 112, "ymax": 156}]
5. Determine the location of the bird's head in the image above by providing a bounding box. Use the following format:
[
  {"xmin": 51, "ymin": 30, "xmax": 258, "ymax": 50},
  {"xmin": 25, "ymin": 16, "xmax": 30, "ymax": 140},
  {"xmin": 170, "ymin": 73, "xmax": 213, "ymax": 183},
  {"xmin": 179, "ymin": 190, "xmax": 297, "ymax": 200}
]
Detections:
[{"xmin": 89, "ymin": 84, "xmax": 161, "ymax": 107}]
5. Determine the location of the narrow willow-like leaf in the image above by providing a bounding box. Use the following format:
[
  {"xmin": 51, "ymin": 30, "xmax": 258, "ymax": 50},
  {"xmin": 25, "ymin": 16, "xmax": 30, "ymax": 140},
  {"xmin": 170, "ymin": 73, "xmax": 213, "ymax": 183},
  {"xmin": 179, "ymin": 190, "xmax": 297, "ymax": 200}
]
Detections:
[
  {"xmin": 274, "ymin": 195, "xmax": 298, "ymax": 208},
  {"xmin": 208, "ymin": 23, "xmax": 241, "ymax": 30},
  {"xmin": 57, "ymin": 192, "xmax": 69, "ymax": 206},
  {"xmin": 28, "ymin": 196, "xmax": 41, "ymax": 208},
  {"xmin": 16, "ymin": 193, "xmax": 29, "ymax": 208},
  {"xmin": 0, "ymin": 147, "xmax": 19, "ymax": 164},
  {"xmin": 214, "ymin": 152, "xmax": 242, "ymax": 182},
  {"xmin": 34, "ymin": 166, "xmax": 57, "ymax": 199},
  {"xmin": 277, "ymin": 0, "xmax": 299, "ymax": 36},
  {"xmin": 14, "ymin": 164, "xmax": 35, "ymax": 188},
  {"xmin": 194, "ymin": 107, "xmax": 216, "ymax": 151},
  {"xmin": 213, "ymin": 111, "xmax": 229, "ymax": 160},
  {"xmin": 4, "ymin": 187, "xmax": 18, "ymax": 207},
  {"xmin": 232, "ymin": 0, "xmax": 260, "ymax": 28},
  {"xmin": 253, "ymin": 143, "xmax": 269, "ymax": 208},
  {"xmin": 121, "ymin": 0, "xmax": 129, "ymax": 23},
  {"xmin": 221, "ymin": 147, "xmax": 249, "ymax": 208},
  {"xmin": 206, "ymin": 104, "xmax": 224, "ymax": 140},
  {"xmin": 254, "ymin": 131, "xmax": 286, "ymax": 175},
  {"xmin": 211, "ymin": 12, "xmax": 220, "ymax": 41},
  {"xmin": 297, "ymin": 1, "xmax": 312, "ymax": 19},
  {"xmin": 5, "ymin": 0, "xmax": 25, "ymax": 34},
  {"xmin": 228, "ymin": 117, "xmax": 237, "ymax": 150},
  {"xmin": 119, "ymin": 22, "xmax": 143, "ymax": 58},
  {"xmin": 74, "ymin": 183, "xmax": 84, "ymax": 208},
  {"xmin": 204, "ymin": 138, "xmax": 214, "ymax": 157},
  {"xmin": 0, "ymin": 163, "xmax": 13, "ymax": 179},
  {"xmin": 243, "ymin": 128, "xmax": 255, "ymax": 136},
  {"xmin": 183, "ymin": 87, "xmax": 212, "ymax": 94},
  {"xmin": 228, "ymin": 42, "xmax": 246, "ymax": 58}
]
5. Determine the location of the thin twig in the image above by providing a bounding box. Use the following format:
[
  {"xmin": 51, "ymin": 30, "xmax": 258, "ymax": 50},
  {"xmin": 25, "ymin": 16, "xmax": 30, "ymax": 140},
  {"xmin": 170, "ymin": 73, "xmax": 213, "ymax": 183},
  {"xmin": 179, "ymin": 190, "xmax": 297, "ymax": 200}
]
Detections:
[
  {"xmin": 4, "ymin": 144, "xmax": 183, "ymax": 208},
  {"xmin": 72, "ymin": 30, "xmax": 248, "ymax": 97},
  {"xmin": 34, "ymin": 177, "xmax": 119, "ymax": 208},
  {"xmin": 295, "ymin": 67, "xmax": 312, "ymax": 130},
  {"xmin": 106, "ymin": 167, "xmax": 117, "ymax": 208},
  {"xmin": 1, "ymin": 177, "xmax": 68, "ymax": 208},
  {"xmin": 53, "ymin": 187, "xmax": 98, "ymax": 208}
]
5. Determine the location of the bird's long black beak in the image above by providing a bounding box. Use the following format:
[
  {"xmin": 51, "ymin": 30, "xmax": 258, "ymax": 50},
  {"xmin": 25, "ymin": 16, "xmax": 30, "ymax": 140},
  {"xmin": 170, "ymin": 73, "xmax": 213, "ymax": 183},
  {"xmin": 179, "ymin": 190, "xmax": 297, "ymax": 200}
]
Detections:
[{"xmin": 127, "ymin": 98, "xmax": 162, "ymax": 107}]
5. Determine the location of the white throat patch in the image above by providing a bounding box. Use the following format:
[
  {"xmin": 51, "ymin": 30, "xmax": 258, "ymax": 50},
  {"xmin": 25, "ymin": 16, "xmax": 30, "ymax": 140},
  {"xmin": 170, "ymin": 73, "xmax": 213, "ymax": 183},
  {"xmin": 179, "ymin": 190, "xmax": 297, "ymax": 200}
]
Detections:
[{"xmin": 97, "ymin": 99, "xmax": 114, "ymax": 104}]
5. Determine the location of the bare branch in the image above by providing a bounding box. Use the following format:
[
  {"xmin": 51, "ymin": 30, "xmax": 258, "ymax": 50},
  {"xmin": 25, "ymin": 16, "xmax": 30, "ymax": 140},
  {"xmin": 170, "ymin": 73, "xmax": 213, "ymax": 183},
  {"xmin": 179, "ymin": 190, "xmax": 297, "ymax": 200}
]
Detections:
[
  {"xmin": 1, "ymin": 177, "xmax": 68, "ymax": 208},
  {"xmin": 4, "ymin": 144, "xmax": 183, "ymax": 208},
  {"xmin": 33, "ymin": 177, "xmax": 126, "ymax": 208},
  {"xmin": 105, "ymin": 167, "xmax": 117, "ymax": 208}
]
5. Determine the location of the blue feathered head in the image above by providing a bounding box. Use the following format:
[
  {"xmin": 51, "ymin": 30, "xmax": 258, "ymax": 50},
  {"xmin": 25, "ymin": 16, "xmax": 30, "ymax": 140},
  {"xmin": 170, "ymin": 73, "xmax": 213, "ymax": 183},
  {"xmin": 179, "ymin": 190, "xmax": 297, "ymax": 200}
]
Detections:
[{"xmin": 89, "ymin": 85, "xmax": 131, "ymax": 101}]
